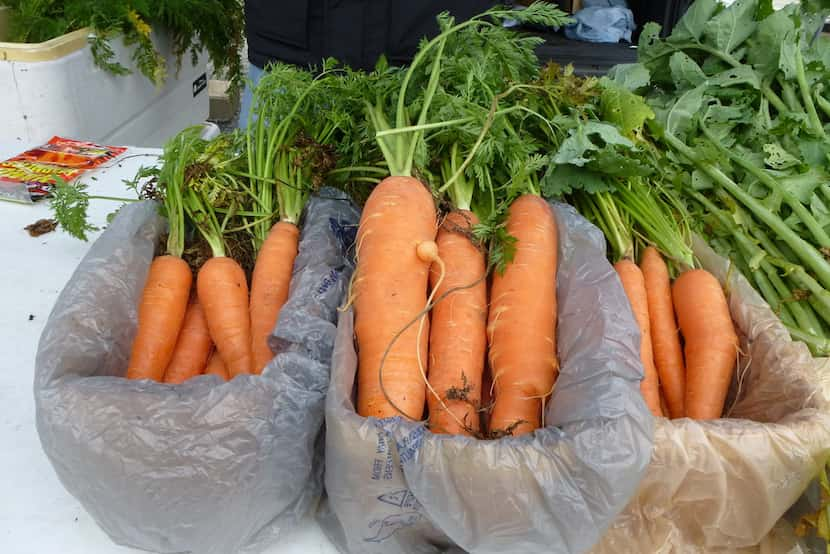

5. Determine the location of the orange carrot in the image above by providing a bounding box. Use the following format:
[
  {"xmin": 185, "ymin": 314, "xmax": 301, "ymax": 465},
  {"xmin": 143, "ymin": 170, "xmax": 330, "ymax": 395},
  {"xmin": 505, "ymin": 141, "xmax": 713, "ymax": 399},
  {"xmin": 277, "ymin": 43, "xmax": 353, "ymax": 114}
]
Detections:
[
  {"xmin": 355, "ymin": 176, "xmax": 437, "ymax": 420},
  {"xmin": 487, "ymin": 194, "xmax": 558, "ymax": 437},
  {"xmin": 640, "ymin": 247, "xmax": 686, "ymax": 418},
  {"xmin": 480, "ymin": 362, "xmax": 493, "ymax": 433},
  {"xmin": 250, "ymin": 221, "xmax": 299, "ymax": 373},
  {"xmin": 197, "ymin": 256, "xmax": 253, "ymax": 378},
  {"xmin": 162, "ymin": 299, "xmax": 213, "ymax": 384},
  {"xmin": 204, "ymin": 349, "xmax": 229, "ymax": 381},
  {"xmin": 672, "ymin": 269, "xmax": 738, "ymax": 420},
  {"xmin": 126, "ymin": 255, "xmax": 192, "ymax": 381},
  {"xmin": 660, "ymin": 388, "xmax": 670, "ymax": 418},
  {"xmin": 615, "ymin": 259, "xmax": 663, "ymax": 417},
  {"xmin": 426, "ymin": 210, "xmax": 487, "ymax": 435}
]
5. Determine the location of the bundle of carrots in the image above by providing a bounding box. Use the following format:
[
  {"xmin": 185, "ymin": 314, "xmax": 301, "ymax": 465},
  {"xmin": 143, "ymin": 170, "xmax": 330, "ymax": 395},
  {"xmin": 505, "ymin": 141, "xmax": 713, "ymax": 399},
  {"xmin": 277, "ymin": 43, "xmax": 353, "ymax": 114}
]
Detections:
[
  {"xmin": 617, "ymin": 248, "xmax": 740, "ymax": 420},
  {"xmin": 122, "ymin": 60, "xmax": 367, "ymax": 386},
  {"xmin": 124, "ymin": 130, "xmax": 247, "ymax": 384},
  {"xmin": 100, "ymin": 3, "xmax": 741, "ymax": 433},
  {"xmin": 345, "ymin": 4, "xmax": 573, "ymax": 438}
]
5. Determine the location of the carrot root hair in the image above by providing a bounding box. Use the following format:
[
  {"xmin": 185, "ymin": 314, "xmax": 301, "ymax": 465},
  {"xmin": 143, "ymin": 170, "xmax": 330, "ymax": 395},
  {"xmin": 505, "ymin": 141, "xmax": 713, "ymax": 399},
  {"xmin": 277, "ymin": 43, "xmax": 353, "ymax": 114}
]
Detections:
[
  {"xmin": 372, "ymin": 250, "xmax": 490, "ymax": 424},
  {"xmin": 488, "ymin": 373, "xmax": 556, "ymax": 429},
  {"xmin": 724, "ymin": 346, "xmax": 748, "ymax": 418}
]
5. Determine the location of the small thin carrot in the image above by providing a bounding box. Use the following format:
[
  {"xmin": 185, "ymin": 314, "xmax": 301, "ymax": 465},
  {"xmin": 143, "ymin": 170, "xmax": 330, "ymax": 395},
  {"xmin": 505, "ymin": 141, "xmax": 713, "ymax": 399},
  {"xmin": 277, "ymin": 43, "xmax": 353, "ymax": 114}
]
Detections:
[
  {"xmin": 126, "ymin": 255, "xmax": 192, "ymax": 381},
  {"xmin": 204, "ymin": 349, "xmax": 229, "ymax": 381},
  {"xmin": 641, "ymin": 246, "xmax": 686, "ymax": 418},
  {"xmin": 615, "ymin": 259, "xmax": 663, "ymax": 417},
  {"xmin": 673, "ymin": 269, "xmax": 738, "ymax": 420},
  {"xmin": 163, "ymin": 299, "xmax": 213, "ymax": 384},
  {"xmin": 426, "ymin": 210, "xmax": 487, "ymax": 436},
  {"xmin": 250, "ymin": 221, "xmax": 299, "ymax": 374},
  {"xmin": 197, "ymin": 256, "xmax": 253, "ymax": 378},
  {"xmin": 487, "ymin": 194, "xmax": 559, "ymax": 436}
]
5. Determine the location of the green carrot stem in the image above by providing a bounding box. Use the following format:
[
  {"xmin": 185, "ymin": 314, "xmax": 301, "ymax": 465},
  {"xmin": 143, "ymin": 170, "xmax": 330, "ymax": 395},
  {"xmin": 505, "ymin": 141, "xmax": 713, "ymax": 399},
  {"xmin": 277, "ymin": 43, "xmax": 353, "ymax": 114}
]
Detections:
[{"xmin": 663, "ymin": 131, "xmax": 830, "ymax": 290}]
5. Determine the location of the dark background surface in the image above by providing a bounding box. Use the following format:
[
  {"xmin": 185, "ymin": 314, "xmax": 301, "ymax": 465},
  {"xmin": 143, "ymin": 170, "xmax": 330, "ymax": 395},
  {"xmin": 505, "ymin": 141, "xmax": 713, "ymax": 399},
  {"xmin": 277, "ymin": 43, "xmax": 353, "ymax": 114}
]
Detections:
[{"xmin": 531, "ymin": 0, "xmax": 693, "ymax": 75}]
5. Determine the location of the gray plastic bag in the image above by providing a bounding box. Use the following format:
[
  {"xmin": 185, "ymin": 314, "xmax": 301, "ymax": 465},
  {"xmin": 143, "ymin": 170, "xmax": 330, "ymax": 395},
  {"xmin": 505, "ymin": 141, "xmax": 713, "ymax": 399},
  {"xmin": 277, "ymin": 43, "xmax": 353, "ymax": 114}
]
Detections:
[
  {"xmin": 34, "ymin": 188, "xmax": 360, "ymax": 554},
  {"xmin": 319, "ymin": 202, "xmax": 654, "ymax": 554}
]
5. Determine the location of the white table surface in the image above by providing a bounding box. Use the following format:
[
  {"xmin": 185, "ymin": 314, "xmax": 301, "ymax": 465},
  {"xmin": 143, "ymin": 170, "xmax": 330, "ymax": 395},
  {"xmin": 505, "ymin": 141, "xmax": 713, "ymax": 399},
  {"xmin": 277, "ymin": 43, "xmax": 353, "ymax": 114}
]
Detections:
[{"xmin": 0, "ymin": 143, "xmax": 339, "ymax": 554}]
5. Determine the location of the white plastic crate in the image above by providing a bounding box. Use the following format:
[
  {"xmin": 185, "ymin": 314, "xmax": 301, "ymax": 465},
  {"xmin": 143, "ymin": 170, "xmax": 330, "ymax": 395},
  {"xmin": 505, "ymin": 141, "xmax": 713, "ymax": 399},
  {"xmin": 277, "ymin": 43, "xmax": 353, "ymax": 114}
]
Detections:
[{"xmin": 0, "ymin": 12, "xmax": 209, "ymax": 148}]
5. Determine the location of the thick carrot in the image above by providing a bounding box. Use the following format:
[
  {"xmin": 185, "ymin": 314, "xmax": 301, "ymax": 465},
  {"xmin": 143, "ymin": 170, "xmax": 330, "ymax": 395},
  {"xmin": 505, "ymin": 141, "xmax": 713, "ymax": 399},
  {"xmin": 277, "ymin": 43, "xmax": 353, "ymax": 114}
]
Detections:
[
  {"xmin": 673, "ymin": 269, "xmax": 739, "ymax": 420},
  {"xmin": 640, "ymin": 246, "xmax": 686, "ymax": 418},
  {"xmin": 162, "ymin": 299, "xmax": 212, "ymax": 384},
  {"xmin": 204, "ymin": 349, "xmax": 229, "ymax": 381},
  {"xmin": 250, "ymin": 221, "xmax": 299, "ymax": 374},
  {"xmin": 355, "ymin": 176, "xmax": 437, "ymax": 420},
  {"xmin": 487, "ymin": 194, "xmax": 558, "ymax": 437},
  {"xmin": 490, "ymin": 395, "xmax": 541, "ymax": 437},
  {"xmin": 480, "ymin": 362, "xmax": 493, "ymax": 433},
  {"xmin": 197, "ymin": 256, "xmax": 253, "ymax": 378},
  {"xmin": 126, "ymin": 255, "xmax": 192, "ymax": 381},
  {"xmin": 426, "ymin": 210, "xmax": 487, "ymax": 435},
  {"xmin": 615, "ymin": 259, "xmax": 663, "ymax": 417}
]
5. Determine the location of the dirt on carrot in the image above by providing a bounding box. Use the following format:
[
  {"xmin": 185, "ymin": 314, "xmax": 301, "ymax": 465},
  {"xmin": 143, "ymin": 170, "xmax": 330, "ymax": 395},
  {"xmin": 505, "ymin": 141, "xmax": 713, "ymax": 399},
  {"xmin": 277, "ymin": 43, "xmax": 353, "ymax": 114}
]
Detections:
[{"xmin": 159, "ymin": 231, "xmax": 256, "ymax": 283}]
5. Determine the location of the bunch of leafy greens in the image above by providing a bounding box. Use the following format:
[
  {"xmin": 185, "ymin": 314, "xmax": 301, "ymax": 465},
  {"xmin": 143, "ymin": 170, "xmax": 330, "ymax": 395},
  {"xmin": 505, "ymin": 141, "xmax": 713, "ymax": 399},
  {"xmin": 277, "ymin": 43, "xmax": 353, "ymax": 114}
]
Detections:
[
  {"xmin": 1, "ymin": 0, "xmax": 244, "ymax": 93},
  {"xmin": 623, "ymin": 0, "xmax": 830, "ymax": 360},
  {"xmin": 529, "ymin": 63, "xmax": 694, "ymax": 269},
  {"xmin": 244, "ymin": 59, "xmax": 370, "ymax": 249},
  {"xmin": 619, "ymin": 0, "xmax": 830, "ymax": 540}
]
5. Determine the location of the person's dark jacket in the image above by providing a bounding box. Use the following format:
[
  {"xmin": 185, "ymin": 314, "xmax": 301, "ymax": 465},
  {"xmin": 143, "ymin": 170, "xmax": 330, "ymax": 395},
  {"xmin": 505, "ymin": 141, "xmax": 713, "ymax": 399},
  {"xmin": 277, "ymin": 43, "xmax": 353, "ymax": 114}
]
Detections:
[{"xmin": 245, "ymin": 1, "xmax": 496, "ymax": 71}]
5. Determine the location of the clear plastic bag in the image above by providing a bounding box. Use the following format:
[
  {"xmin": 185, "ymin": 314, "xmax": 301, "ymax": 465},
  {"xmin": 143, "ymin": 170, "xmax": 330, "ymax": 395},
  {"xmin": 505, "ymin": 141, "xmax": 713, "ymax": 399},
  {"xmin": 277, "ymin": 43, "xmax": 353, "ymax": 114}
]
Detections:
[
  {"xmin": 590, "ymin": 236, "xmax": 830, "ymax": 553},
  {"xmin": 319, "ymin": 202, "xmax": 654, "ymax": 554},
  {"xmin": 34, "ymin": 189, "xmax": 360, "ymax": 554}
]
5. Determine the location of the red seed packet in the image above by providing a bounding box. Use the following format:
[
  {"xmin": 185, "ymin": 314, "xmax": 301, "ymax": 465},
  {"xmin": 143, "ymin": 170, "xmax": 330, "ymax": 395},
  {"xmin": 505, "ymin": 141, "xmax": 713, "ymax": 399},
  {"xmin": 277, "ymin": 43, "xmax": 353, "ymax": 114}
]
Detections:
[{"xmin": 0, "ymin": 137, "xmax": 127, "ymax": 203}]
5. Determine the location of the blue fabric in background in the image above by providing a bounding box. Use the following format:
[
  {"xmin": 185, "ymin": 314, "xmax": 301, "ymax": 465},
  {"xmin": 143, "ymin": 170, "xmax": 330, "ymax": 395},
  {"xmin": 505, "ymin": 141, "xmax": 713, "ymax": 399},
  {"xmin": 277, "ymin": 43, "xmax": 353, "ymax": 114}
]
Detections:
[
  {"xmin": 238, "ymin": 63, "xmax": 265, "ymax": 129},
  {"xmin": 565, "ymin": 0, "xmax": 636, "ymax": 43}
]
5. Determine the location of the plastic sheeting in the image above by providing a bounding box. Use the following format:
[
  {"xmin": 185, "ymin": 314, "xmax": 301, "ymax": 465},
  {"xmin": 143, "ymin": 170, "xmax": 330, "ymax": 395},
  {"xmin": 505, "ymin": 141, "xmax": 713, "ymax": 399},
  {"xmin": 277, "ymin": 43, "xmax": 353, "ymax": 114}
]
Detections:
[
  {"xmin": 319, "ymin": 202, "xmax": 654, "ymax": 554},
  {"xmin": 564, "ymin": 0, "xmax": 636, "ymax": 43},
  {"xmin": 590, "ymin": 236, "xmax": 830, "ymax": 553},
  {"xmin": 34, "ymin": 189, "xmax": 360, "ymax": 554}
]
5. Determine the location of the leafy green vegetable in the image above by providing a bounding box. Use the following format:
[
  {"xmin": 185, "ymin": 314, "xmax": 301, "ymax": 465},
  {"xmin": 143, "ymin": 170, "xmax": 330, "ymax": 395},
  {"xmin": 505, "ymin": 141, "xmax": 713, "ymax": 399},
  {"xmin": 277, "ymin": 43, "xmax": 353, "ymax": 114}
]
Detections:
[
  {"xmin": 702, "ymin": 0, "xmax": 758, "ymax": 54},
  {"xmin": 763, "ymin": 142, "xmax": 801, "ymax": 169},
  {"xmin": 50, "ymin": 177, "xmax": 139, "ymax": 241},
  {"xmin": 606, "ymin": 63, "xmax": 651, "ymax": 91},
  {"xmin": 2, "ymin": 0, "xmax": 245, "ymax": 94},
  {"xmin": 541, "ymin": 164, "xmax": 611, "ymax": 197},
  {"xmin": 552, "ymin": 121, "xmax": 634, "ymax": 166},
  {"xmin": 708, "ymin": 65, "xmax": 761, "ymax": 89},
  {"xmin": 50, "ymin": 180, "xmax": 99, "ymax": 241},
  {"xmin": 600, "ymin": 79, "xmax": 656, "ymax": 137},
  {"xmin": 668, "ymin": 0, "xmax": 718, "ymax": 42},
  {"xmin": 669, "ymin": 52, "xmax": 708, "ymax": 89},
  {"xmin": 636, "ymin": 0, "xmax": 830, "ymax": 371}
]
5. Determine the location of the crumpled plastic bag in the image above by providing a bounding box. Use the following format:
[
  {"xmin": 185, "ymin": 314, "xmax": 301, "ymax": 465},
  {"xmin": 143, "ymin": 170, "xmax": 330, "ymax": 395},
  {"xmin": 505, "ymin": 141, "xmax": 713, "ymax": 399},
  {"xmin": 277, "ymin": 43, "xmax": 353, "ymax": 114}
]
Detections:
[
  {"xmin": 318, "ymin": 202, "xmax": 654, "ymax": 554},
  {"xmin": 589, "ymin": 236, "xmax": 830, "ymax": 553},
  {"xmin": 564, "ymin": 0, "xmax": 636, "ymax": 43},
  {"xmin": 34, "ymin": 189, "xmax": 360, "ymax": 554}
]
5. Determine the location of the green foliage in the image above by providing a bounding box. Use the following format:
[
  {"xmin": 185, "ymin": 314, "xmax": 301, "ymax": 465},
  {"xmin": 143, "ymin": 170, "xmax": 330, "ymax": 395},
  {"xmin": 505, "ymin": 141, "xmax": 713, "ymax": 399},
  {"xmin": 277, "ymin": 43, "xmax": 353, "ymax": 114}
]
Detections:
[
  {"xmin": 637, "ymin": 0, "xmax": 830, "ymax": 373},
  {"xmin": 50, "ymin": 178, "xmax": 98, "ymax": 241},
  {"xmin": 2, "ymin": 0, "xmax": 244, "ymax": 94},
  {"xmin": 472, "ymin": 205, "xmax": 517, "ymax": 275}
]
